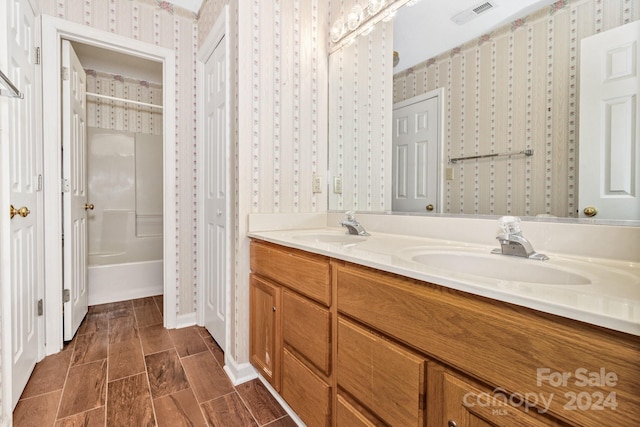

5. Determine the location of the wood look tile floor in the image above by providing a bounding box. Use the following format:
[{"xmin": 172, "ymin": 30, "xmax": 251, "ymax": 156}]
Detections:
[{"xmin": 13, "ymin": 296, "xmax": 295, "ymax": 427}]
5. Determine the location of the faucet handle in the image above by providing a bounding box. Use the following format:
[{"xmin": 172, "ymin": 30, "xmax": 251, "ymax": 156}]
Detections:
[
  {"xmin": 498, "ymin": 216, "xmax": 522, "ymax": 234},
  {"xmin": 345, "ymin": 210, "xmax": 356, "ymax": 221}
]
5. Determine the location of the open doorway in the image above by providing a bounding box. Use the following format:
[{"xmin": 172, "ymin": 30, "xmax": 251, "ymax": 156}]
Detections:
[{"xmin": 41, "ymin": 16, "xmax": 177, "ymax": 353}]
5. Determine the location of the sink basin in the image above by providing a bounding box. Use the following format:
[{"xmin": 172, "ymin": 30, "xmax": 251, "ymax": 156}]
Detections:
[
  {"xmin": 411, "ymin": 252, "xmax": 591, "ymax": 285},
  {"xmin": 292, "ymin": 232, "xmax": 367, "ymax": 244}
]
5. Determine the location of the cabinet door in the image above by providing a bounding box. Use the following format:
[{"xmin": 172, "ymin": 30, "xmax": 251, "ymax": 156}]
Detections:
[
  {"xmin": 250, "ymin": 274, "xmax": 282, "ymax": 391},
  {"xmin": 337, "ymin": 318, "xmax": 426, "ymax": 426},
  {"xmin": 437, "ymin": 368, "xmax": 556, "ymax": 427}
]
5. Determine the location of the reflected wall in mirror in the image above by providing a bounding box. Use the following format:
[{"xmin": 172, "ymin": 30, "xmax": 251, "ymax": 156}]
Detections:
[{"xmin": 328, "ymin": 0, "xmax": 640, "ymax": 220}]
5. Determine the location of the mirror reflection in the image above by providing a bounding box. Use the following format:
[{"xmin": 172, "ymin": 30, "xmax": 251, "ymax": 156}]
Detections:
[{"xmin": 328, "ymin": 0, "xmax": 640, "ymax": 220}]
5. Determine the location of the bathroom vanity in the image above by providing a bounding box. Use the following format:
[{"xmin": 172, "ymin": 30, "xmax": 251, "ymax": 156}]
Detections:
[{"xmin": 248, "ymin": 227, "xmax": 639, "ymax": 427}]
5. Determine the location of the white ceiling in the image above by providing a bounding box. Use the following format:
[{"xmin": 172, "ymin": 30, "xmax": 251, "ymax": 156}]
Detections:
[
  {"xmin": 72, "ymin": 42, "xmax": 163, "ymax": 83},
  {"xmin": 394, "ymin": 0, "xmax": 557, "ymax": 72},
  {"xmin": 167, "ymin": 0, "xmax": 202, "ymax": 13}
]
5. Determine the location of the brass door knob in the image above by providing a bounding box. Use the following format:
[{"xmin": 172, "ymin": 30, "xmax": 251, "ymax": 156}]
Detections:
[
  {"xmin": 84, "ymin": 203, "xmax": 95, "ymax": 210},
  {"xmin": 583, "ymin": 206, "xmax": 597, "ymax": 217},
  {"xmin": 426, "ymin": 204, "xmax": 434, "ymax": 211},
  {"xmin": 10, "ymin": 204, "xmax": 30, "ymax": 219}
]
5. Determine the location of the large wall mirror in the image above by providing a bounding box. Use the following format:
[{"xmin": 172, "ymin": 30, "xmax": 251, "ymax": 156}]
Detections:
[{"xmin": 328, "ymin": 0, "xmax": 640, "ymax": 221}]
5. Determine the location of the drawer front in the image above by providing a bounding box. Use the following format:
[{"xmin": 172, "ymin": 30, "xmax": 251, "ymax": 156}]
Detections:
[
  {"xmin": 336, "ymin": 394, "xmax": 383, "ymax": 427},
  {"xmin": 251, "ymin": 240, "xmax": 330, "ymax": 305},
  {"xmin": 282, "ymin": 349, "xmax": 331, "ymax": 427},
  {"xmin": 283, "ymin": 290, "xmax": 331, "ymax": 376},
  {"xmin": 337, "ymin": 318, "xmax": 426, "ymax": 427},
  {"xmin": 336, "ymin": 263, "xmax": 640, "ymax": 427}
]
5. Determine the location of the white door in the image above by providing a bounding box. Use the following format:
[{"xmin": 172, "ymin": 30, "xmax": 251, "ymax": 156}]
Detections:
[
  {"xmin": 62, "ymin": 40, "xmax": 88, "ymax": 340},
  {"xmin": 392, "ymin": 94, "xmax": 439, "ymax": 212},
  {"xmin": 579, "ymin": 21, "xmax": 640, "ymax": 220},
  {"xmin": 202, "ymin": 37, "xmax": 228, "ymax": 349},
  {"xmin": 5, "ymin": 0, "xmax": 42, "ymax": 407}
]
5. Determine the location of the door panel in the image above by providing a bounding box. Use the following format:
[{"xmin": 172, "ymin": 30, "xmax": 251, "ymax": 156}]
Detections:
[
  {"xmin": 62, "ymin": 40, "xmax": 88, "ymax": 340},
  {"xmin": 6, "ymin": 0, "xmax": 40, "ymax": 408},
  {"xmin": 392, "ymin": 95, "xmax": 439, "ymax": 212},
  {"xmin": 203, "ymin": 36, "xmax": 227, "ymax": 350},
  {"xmin": 579, "ymin": 21, "xmax": 640, "ymax": 219}
]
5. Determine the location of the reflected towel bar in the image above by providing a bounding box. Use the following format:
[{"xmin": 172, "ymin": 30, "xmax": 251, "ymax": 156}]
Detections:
[
  {"xmin": 0, "ymin": 69, "xmax": 23, "ymax": 99},
  {"xmin": 449, "ymin": 149, "xmax": 533, "ymax": 164},
  {"xmin": 86, "ymin": 92, "xmax": 163, "ymax": 110}
]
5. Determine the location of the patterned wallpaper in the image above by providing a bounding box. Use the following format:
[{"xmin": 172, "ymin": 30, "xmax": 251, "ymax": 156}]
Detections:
[
  {"xmin": 39, "ymin": 0, "xmax": 199, "ymax": 315},
  {"xmin": 86, "ymin": 70, "xmax": 163, "ymax": 135},
  {"xmin": 393, "ymin": 0, "xmax": 639, "ymax": 217}
]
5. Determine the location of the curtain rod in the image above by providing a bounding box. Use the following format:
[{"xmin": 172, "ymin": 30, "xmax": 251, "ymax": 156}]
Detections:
[
  {"xmin": 0, "ymin": 69, "xmax": 23, "ymax": 99},
  {"xmin": 86, "ymin": 92, "xmax": 163, "ymax": 110}
]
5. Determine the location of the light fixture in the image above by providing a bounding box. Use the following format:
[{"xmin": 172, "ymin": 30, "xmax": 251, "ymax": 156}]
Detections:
[{"xmin": 330, "ymin": 0, "xmax": 420, "ymax": 48}]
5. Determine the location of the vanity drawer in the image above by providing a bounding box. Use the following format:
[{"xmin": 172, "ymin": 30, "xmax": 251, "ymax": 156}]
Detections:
[
  {"xmin": 335, "ymin": 261, "xmax": 640, "ymax": 427},
  {"xmin": 283, "ymin": 290, "xmax": 331, "ymax": 376},
  {"xmin": 282, "ymin": 348, "xmax": 331, "ymax": 427},
  {"xmin": 250, "ymin": 240, "xmax": 331, "ymax": 305},
  {"xmin": 337, "ymin": 317, "xmax": 426, "ymax": 427}
]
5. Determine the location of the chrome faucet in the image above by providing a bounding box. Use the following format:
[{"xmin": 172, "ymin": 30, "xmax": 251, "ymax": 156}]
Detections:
[
  {"xmin": 340, "ymin": 211, "xmax": 370, "ymax": 236},
  {"xmin": 491, "ymin": 216, "xmax": 548, "ymax": 261}
]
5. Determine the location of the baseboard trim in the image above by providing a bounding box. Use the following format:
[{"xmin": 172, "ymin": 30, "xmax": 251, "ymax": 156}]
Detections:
[
  {"xmin": 222, "ymin": 356, "xmax": 257, "ymax": 386},
  {"xmin": 175, "ymin": 312, "xmax": 197, "ymax": 329}
]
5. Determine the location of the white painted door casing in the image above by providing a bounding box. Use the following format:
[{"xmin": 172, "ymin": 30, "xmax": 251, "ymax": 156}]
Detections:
[
  {"xmin": 61, "ymin": 40, "xmax": 88, "ymax": 341},
  {"xmin": 579, "ymin": 20, "xmax": 640, "ymax": 219}
]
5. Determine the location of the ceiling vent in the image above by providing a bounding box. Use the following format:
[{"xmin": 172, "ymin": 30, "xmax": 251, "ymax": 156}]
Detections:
[{"xmin": 451, "ymin": 1, "xmax": 498, "ymax": 25}]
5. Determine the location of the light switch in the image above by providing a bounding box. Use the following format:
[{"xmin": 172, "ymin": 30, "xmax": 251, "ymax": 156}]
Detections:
[
  {"xmin": 333, "ymin": 176, "xmax": 343, "ymax": 194},
  {"xmin": 312, "ymin": 175, "xmax": 322, "ymax": 193},
  {"xmin": 446, "ymin": 167, "xmax": 454, "ymax": 181}
]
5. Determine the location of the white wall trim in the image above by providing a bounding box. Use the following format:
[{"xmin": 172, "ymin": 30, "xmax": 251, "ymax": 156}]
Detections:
[
  {"xmin": 176, "ymin": 312, "xmax": 197, "ymax": 329},
  {"xmin": 196, "ymin": 5, "xmax": 231, "ymax": 354},
  {"xmin": 41, "ymin": 15, "xmax": 177, "ymax": 354},
  {"xmin": 222, "ymin": 354, "xmax": 257, "ymax": 386}
]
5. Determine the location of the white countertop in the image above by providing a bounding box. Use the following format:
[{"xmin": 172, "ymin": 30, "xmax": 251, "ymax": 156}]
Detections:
[{"xmin": 248, "ymin": 227, "xmax": 640, "ymax": 336}]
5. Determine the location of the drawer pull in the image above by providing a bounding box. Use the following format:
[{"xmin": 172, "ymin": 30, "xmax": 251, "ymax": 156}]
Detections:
[
  {"xmin": 272, "ymin": 306, "xmax": 276, "ymax": 312},
  {"xmin": 448, "ymin": 421, "xmax": 458, "ymax": 427}
]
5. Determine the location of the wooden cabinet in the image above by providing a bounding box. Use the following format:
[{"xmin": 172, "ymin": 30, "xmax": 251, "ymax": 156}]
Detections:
[
  {"xmin": 250, "ymin": 240, "xmax": 640, "ymax": 427},
  {"xmin": 250, "ymin": 241, "xmax": 332, "ymax": 426},
  {"xmin": 249, "ymin": 274, "xmax": 281, "ymax": 391}
]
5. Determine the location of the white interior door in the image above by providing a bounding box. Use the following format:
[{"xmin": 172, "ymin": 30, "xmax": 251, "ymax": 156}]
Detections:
[
  {"xmin": 392, "ymin": 94, "xmax": 439, "ymax": 212},
  {"xmin": 202, "ymin": 37, "xmax": 228, "ymax": 349},
  {"xmin": 62, "ymin": 40, "xmax": 88, "ymax": 340},
  {"xmin": 5, "ymin": 0, "xmax": 41, "ymax": 408},
  {"xmin": 579, "ymin": 21, "xmax": 640, "ymax": 219}
]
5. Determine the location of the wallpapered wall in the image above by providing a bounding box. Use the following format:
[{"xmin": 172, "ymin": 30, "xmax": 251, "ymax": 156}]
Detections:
[
  {"xmin": 86, "ymin": 70, "xmax": 163, "ymax": 135},
  {"xmin": 393, "ymin": 0, "xmax": 639, "ymax": 217},
  {"xmin": 39, "ymin": 0, "xmax": 199, "ymax": 315}
]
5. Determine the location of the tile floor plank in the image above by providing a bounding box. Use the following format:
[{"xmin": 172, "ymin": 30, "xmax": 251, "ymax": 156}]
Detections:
[
  {"xmin": 145, "ymin": 349, "xmax": 190, "ymax": 398},
  {"xmin": 153, "ymin": 388, "xmax": 207, "ymax": 427},
  {"xmin": 169, "ymin": 326, "xmax": 208, "ymax": 357},
  {"xmin": 12, "ymin": 390, "xmax": 62, "ymax": 427},
  {"xmin": 202, "ymin": 335, "xmax": 226, "ymax": 367},
  {"xmin": 54, "ymin": 406, "xmax": 105, "ymax": 427},
  {"xmin": 139, "ymin": 324, "xmax": 174, "ymax": 355},
  {"xmin": 108, "ymin": 338, "xmax": 145, "ymax": 381},
  {"xmin": 264, "ymin": 416, "xmax": 299, "ymax": 427},
  {"xmin": 182, "ymin": 351, "xmax": 234, "ymax": 403},
  {"xmin": 71, "ymin": 331, "xmax": 108, "ymax": 366},
  {"xmin": 201, "ymin": 392, "xmax": 258, "ymax": 427},
  {"xmin": 107, "ymin": 373, "xmax": 155, "ymax": 427},
  {"xmin": 57, "ymin": 359, "xmax": 107, "ymax": 419},
  {"xmin": 109, "ymin": 315, "xmax": 139, "ymax": 344},
  {"xmin": 236, "ymin": 379, "xmax": 288, "ymax": 425},
  {"xmin": 19, "ymin": 351, "xmax": 72, "ymax": 399},
  {"xmin": 134, "ymin": 304, "xmax": 163, "ymax": 327},
  {"xmin": 77, "ymin": 312, "xmax": 109, "ymax": 335}
]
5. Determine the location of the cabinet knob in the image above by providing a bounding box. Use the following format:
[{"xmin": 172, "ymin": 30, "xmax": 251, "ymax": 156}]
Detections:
[
  {"xmin": 84, "ymin": 203, "xmax": 95, "ymax": 210},
  {"xmin": 447, "ymin": 421, "xmax": 458, "ymax": 427},
  {"xmin": 426, "ymin": 204, "xmax": 434, "ymax": 211},
  {"xmin": 10, "ymin": 205, "xmax": 30, "ymax": 219},
  {"xmin": 272, "ymin": 306, "xmax": 276, "ymax": 312},
  {"xmin": 583, "ymin": 206, "xmax": 597, "ymax": 217}
]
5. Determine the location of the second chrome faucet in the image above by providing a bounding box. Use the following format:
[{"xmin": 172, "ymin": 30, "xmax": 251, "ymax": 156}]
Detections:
[{"xmin": 340, "ymin": 211, "xmax": 370, "ymax": 236}]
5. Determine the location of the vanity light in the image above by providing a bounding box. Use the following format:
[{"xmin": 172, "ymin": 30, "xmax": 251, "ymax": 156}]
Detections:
[
  {"xmin": 347, "ymin": 5, "xmax": 364, "ymax": 31},
  {"xmin": 330, "ymin": 0, "xmax": 421, "ymax": 48}
]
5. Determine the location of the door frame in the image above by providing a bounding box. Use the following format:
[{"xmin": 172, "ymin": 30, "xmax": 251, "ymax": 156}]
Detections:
[
  {"xmin": 197, "ymin": 6, "xmax": 231, "ymax": 350},
  {"xmin": 392, "ymin": 87, "xmax": 445, "ymax": 213},
  {"xmin": 41, "ymin": 15, "xmax": 177, "ymax": 355}
]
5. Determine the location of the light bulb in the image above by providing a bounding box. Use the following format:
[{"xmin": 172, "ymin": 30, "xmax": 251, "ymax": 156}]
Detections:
[
  {"xmin": 347, "ymin": 4, "xmax": 364, "ymax": 31},
  {"xmin": 367, "ymin": 0, "xmax": 386, "ymax": 15},
  {"xmin": 330, "ymin": 18, "xmax": 345, "ymax": 42}
]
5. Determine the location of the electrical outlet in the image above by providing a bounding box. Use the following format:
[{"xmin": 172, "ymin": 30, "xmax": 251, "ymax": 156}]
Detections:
[
  {"xmin": 312, "ymin": 175, "xmax": 322, "ymax": 193},
  {"xmin": 333, "ymin": 176, "xmax": 343, "ymax": 194}
]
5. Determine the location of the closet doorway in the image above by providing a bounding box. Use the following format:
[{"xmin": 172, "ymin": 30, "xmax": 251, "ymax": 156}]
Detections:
[{"xmin": 41, "ymin": 16, "xmax": 177, "ymax": 352}]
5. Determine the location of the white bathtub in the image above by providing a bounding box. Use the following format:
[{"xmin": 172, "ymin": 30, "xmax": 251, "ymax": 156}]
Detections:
[{"xmin": 88, "ymin": 233, "xmax": 163, "ymax": 306}]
